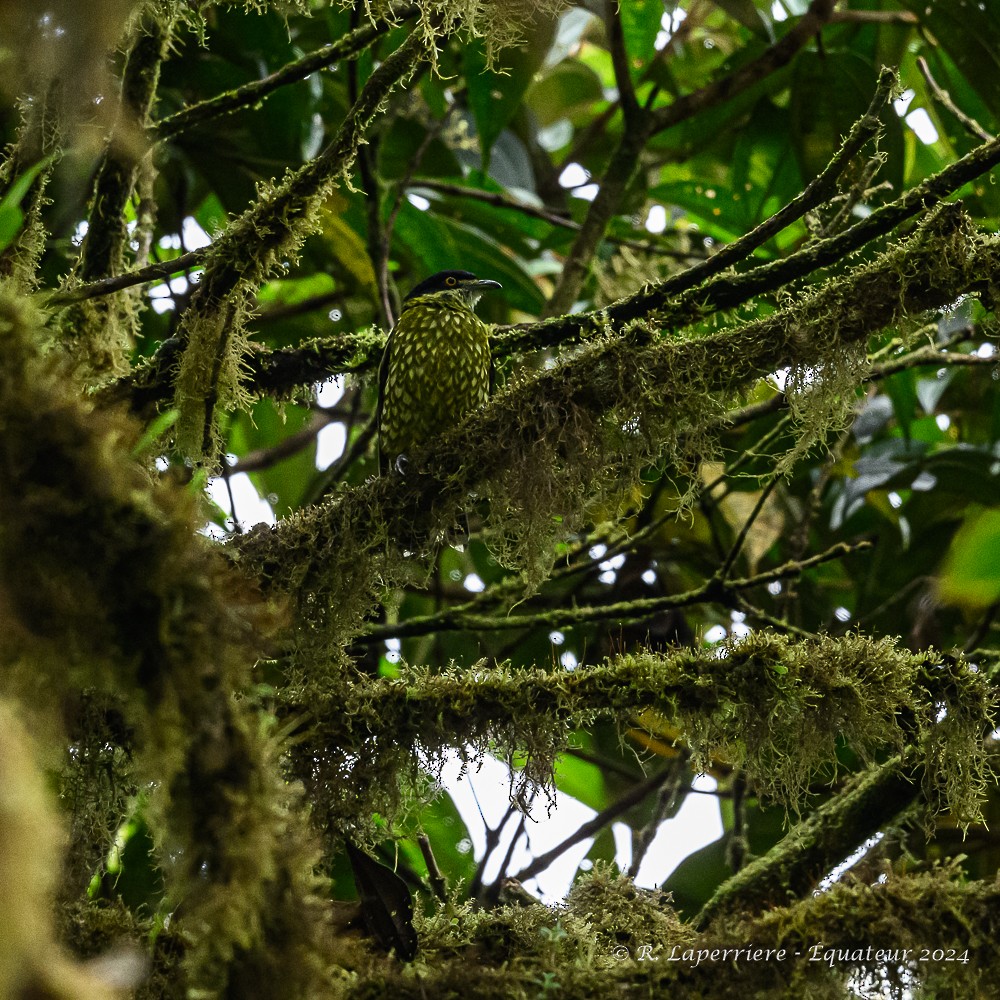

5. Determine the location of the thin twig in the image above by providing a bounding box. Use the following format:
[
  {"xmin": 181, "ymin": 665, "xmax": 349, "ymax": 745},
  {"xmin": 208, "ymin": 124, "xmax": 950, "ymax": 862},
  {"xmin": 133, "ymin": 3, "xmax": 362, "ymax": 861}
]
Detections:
[
  {"xmin": 355, "ymin": 540, "xmax": 872, "ymax": 643},
  {"xmin": 151, "ymin": 13, "xmax": 408, "ymax": 141},
  {"xmin": 717, "ymin": 473, "xmax": 783, "ymax": 580},
  {"xmin": 509, "ymin": 766, "xmax": 673, "ymax": 884},
  {"xmin": 917, "ymin": 56, "xmax": 994, "ymax": 143}
]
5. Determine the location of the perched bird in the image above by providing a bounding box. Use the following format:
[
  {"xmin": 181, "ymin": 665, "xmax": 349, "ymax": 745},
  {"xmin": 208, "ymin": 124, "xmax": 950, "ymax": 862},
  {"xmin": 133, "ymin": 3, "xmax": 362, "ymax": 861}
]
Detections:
[{"xmin": 377, "ymin": 269, "xmax": 501, "ymax": 474}]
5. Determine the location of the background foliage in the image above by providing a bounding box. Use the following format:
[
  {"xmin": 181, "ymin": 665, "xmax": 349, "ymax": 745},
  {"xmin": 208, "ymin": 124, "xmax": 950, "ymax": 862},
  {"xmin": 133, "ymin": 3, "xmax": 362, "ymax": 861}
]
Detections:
[{"xmin": 2, "ymin": 0, "xmax": 1000, "ymax": 997}]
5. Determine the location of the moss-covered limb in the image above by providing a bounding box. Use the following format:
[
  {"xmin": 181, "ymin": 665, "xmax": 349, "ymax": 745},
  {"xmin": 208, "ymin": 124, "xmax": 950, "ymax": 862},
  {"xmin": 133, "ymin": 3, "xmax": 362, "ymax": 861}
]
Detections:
[
  {"xmin": 542, "ymin": 0, "xmax": 837, "ymax": 317},
  {"xmin": 109, "ymin": 120, "xmax": 1000, "ymax": 413},
  {"xmin": 695, "ymin": 755, "xmax": 922, "ymax": 931},
  {"xmin": 235, "ymin": 206, "xmax": 991, "ymax": 628},
  {"xmin": 47, "ymin": 247, "xmax": 205, "ymax": 306},
  {"xmin": 172, "ymin": 29, "xmax": 427, "ymax": 460},
  {"xmin": 635, "ymin": 64, "xmax": 897, "ymax": 309},
  {"xmin": 499, "ymin": 125, "xmax": 1000, "ymax": 358},
  {"xmin": 354, "ymin": 540, "xmax": 869, "ymax": 644},
  {"xmin": 305, "ymin": 633, "xmax": 991, "ymax": 828},
  {"xmin": 337, "ymin": 849, "xmax": 998, "ymax": 999},
  {"xmin": 152, "ymin": 9, "xmax": 404, "ymax": 141},
  {"xmin": 76, "ymin": 10, "xmax": 170, "ymax": 284},
  {"xmin": 0, "ymin": 290, "xmax": 335, "ymax": 997},
  {"xmin": 61, "ymin": 9, "xmax": 175, "ymax": 377}
]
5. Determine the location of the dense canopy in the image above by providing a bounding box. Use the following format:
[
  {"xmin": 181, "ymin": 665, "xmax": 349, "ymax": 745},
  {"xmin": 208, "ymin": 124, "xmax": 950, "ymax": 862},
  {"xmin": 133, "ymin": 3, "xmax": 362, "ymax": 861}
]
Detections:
[{"xmin": 2, "ymin": 1, "xmax": 1000, "ymax": 998}]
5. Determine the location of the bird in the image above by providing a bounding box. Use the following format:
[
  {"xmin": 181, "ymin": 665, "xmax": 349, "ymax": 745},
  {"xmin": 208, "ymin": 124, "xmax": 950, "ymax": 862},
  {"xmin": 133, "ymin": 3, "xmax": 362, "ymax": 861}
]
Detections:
[{"xmin": 377, "ymin": 269, "xmax": 501, "ymax": 475}]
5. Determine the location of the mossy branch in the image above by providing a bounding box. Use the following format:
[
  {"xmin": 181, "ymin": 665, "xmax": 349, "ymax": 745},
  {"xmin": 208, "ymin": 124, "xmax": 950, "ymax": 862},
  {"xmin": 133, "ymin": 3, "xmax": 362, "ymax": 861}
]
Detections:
[
  {"xmin": 60, "ymin": 8, "xmax": 174, "ymax": 376},
  {"xmin": 355, "ymin": 540, "xmax": 870, "ymax": 644},
  {"xmin": 502, "ymin": 126, "xmax": 1000, "ymax": 357},
  {"xmin": 97, "ymin": 115, "xmax": 1000, "ymax": 408},
  {"xmin": 695, "ymin": 754, "xmax": 922, "ymax": 929},
  {"xmin": 235, "ymin": 205, "xmax": 996, "ymax": 628},
  {"xmin": 0, "ymin": 290, "xmax": 335, "ymax": 997},
  {"xmin": 152, "ymin": 9, "xmax": 406, "ymax": 141},
  {"xmin": 171, "ymin": 29, "xmax": 427, "ymax": 459},
  {"xmin": 306, "ymin": 632, "xmax": 991, "ymax": 827}
]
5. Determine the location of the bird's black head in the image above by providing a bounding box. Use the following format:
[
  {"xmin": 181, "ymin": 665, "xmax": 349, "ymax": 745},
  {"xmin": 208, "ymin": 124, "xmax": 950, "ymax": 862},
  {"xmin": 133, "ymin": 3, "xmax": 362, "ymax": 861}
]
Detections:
[{"xmin": 404, "ymin": 270, "xmax": 502, "ymax": 307}]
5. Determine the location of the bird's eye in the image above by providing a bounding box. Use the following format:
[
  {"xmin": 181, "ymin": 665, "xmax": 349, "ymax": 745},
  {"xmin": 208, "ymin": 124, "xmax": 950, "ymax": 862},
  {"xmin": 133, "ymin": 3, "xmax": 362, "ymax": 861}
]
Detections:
[{"xmin": 445, "ymin": 276, "xmax": 457, "ymax": 286}]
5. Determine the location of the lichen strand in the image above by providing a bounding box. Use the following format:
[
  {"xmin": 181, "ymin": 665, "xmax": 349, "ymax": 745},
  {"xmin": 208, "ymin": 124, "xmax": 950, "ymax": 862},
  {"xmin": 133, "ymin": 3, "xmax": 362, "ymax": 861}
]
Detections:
[
  {"xmin": 0, "ymin": 287, "xmax": 335, "ymax": 998},
  {"xmin": 354, "ymin": 0, "xmax": 565, "ymax": 60}
]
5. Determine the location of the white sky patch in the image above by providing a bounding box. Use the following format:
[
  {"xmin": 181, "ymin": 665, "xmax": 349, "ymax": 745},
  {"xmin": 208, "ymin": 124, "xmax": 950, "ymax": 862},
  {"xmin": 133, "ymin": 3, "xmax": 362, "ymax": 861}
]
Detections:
[
  {"xmin": 818, "ymin": 833, "xmax": 883, "ymax": 891},
  {"xmin": 439, "ymin": 752, "xmax": 723, "ymax": 904},
  {"xmin": 464, "ymin": 573, "xmax": 486, "ymax": 593},
  {"xmin": 574, "ymin": 183, "xmax": 600, "ymax": 201},
  {"xmin": 205, "ymin": 472, "xmax": 275, "ymax": 535},
  {"xmin": 149, "ymin": 273, "xmax": 201, "ymax": 313},
  {"xmin": 316, "ymin": 423, "xmax": 347, "ymax": 470},
  {"xmin": 646, "ymin": 204, "xmax": 667, "ymax": 234},
  {"xmin": 559, "ymin": 162, "xmax": 590, "ymax": 188},
  {"xmin": 893, "ymin": 88, "xmax": 915, "ymax": 117},
  {"xmin": 315, "ymin": 377, "xmax": 347, "ymax": 470},
  {"xmin": 905, "ymin": 107, "xmax": 939, "ymax": 145},
  {"xmin": 182, "ymin": 216, "xmax": 212, "ymax": 249},
  {"xmin": 316, "ymin": 376, "xmax": 344, "ymax": 408},
  {"xmin": 655, "ymin": 7, "xmax": 687, "ymax": 49},
  {"xmin": 642, "ymin": 568, "xmax": 657, "ymax": 585},
  {"xmin": 730, "ymin": 610, "xmax": 751, "ymax": 638},
  {"xmin": 704, "ymin": 624, "xmax": 727, "ymax": 644},
  {"xmin": 634, "ymin": 774, "xmax": 724, "ymax": 887},
  {"xmin": 834, "ymin": 606, "xmax": 852, "ymax": 622},
  {"xmin": 407, "ymin": 192, "xmax": 431, "ymax": 211},
  {"xmin": 936, "ymin": 413, "xmax": 951, "ymax": 431}
]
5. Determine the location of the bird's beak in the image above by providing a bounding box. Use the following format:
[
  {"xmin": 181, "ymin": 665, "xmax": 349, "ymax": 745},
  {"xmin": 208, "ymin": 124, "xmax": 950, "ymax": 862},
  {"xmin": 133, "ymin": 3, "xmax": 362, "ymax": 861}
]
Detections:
[{"xmin": 469, "ymin": 279, "xmax": 502, "ymax": 291}]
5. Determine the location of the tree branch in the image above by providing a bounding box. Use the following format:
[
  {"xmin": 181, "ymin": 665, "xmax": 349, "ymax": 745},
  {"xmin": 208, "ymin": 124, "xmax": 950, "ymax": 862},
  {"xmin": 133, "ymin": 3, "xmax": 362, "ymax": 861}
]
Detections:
[{"xmin": 151, "ymin": 12, "xmax": 404, "ymax": 141}]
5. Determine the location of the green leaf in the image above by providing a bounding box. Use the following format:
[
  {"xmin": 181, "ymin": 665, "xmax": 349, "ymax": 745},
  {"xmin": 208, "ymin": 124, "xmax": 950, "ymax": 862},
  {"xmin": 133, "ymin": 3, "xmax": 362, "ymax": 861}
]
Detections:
[
  {"xmin": 0, "ymin": 155, "xmax": 53, "ymax": 252},
  {"xmin": 464, "ymin": 17, "xmax": 556, "ymax": 167},
  {"xmin": 939, "ymin": 508, "xmax": 1000, "ymax": 608},
  {"xmin": 898, "ymin": 0, "xmax": 1000, "ymax": 120},
  {"xmin": 618, "ymin": 0, "xmax": 665, "ymax": 79},
  {"xmin": 885, "ymin": 369, "xmax": 918, "ymax": 437},
  {"xmin": 707, "ymin": 0, "xmax": 774, "ymax": 41},
  {"xmin": 553, "ymin": 752, "xmax": 607, "ymax": 813},
  {"xmin": 132, "ymin": 409, "xmax": 179, "ymax": 458},
  {"xmin": 393, "ymin": 202, "xmax": 544, "ymax": 314},
  {"xmin": 527, "ymin": 60, "xmax": 605, "ymax": 127}
]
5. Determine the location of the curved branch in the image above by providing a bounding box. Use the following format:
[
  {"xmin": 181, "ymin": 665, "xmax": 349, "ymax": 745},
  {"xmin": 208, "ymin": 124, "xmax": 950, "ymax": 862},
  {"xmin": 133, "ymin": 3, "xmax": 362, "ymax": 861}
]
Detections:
[{"xmin": 151, "ymin": 12, "xmax": 407, "ymax": 141}]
